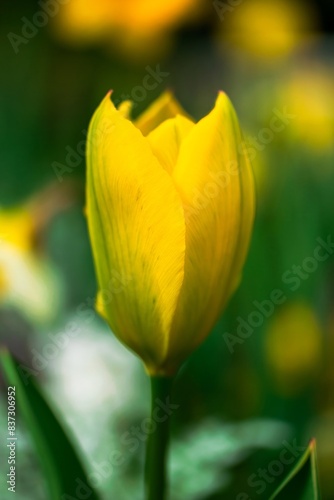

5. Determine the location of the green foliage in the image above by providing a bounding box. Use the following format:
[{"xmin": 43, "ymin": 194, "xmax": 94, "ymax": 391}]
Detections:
[
  {"xmin": 270, "ymin": 440, "xmax": 321, "ymax": 500},
  {"xmin": 0, "ymin": 348, "xmax": 100, "ymax": 500}
]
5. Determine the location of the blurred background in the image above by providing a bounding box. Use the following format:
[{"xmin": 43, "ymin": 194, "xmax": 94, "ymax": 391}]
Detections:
[{"xmin": 0, "ymin": 0, "xmax": 334, "ymax": 498}]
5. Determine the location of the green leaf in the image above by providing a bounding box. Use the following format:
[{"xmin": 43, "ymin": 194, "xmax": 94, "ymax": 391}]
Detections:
[
  {"xmin": 0, "ymin": 347, "xmax": 100, "ymax": 500},
  {"xmin": 270, "ymin": 440, "xmax": 321, "ymax": 500}
]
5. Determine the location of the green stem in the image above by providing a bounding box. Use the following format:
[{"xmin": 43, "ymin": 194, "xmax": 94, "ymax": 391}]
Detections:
[{"xmin": 145, "ymin": 376, "xmax": 174, "ymax": 500}]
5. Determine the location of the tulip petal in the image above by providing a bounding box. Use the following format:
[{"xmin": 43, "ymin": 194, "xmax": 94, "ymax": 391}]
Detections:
[
  {"xmin": 118, "ymin": 100, "xmax": 133, "ymax": 118},
  {"xmin": 86, "ymin": 94, "xmax": 186, "ymax": 370},
  {"xmin": 164, "ymin": 92, "xmax": 254, "ymax": 368},
  {"xmin": 146, "ymin": 115, "xmax": 194, "ymax": 174},
  {"xmin": 135, "ymin": 90, "xmax": 189, "ymax": 135},
  {"xmin": 226, "ymin": 141, "xmax": 255, "ymax": 298}
]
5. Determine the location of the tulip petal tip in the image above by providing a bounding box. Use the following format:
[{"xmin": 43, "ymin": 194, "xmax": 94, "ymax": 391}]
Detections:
[{"xmin": 217, "ymin": 90, "xmax": 230, "ymax": 103}]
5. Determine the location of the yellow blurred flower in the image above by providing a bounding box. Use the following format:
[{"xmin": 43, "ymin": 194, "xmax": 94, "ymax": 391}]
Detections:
[
  {"xmin": 0, "ymin": 208, "xmax": 35, "ymax": 253},
  {"xmin": 0, "ymin": 206, "xmax": 59, "ymax": 323},
  {"xmin": 54, "ymin": 0, "xmax": 207, "ymax": 58},
  {"xmin": 218, "ymin": 0, "xmax": 318, "ymax": 61},
  {"xmin": 0, "ymin": 207, "xmax": 36, "ymax": 298},
  {"xmin": 0, "ymin": 267, "xmax": 7, "ymax": 300},
  {"xmin": 86, "ymin": 90, "xmax": 255, "ymax": 376},
  {"xmin": 0, "ymin": 185, "xmax": 72, "ymax": 323},
  {"xmin": 265, "ymin": 302, "xmax": 322, "ymax": 395},
  {"xmin": 277, "ymin": 65, "xmax": 334, "ymax": 151}
]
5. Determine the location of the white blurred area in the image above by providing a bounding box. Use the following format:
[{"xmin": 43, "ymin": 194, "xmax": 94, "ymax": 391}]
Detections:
[
  {"xmin": 170, "ymin": 418, "xmax": 292, "ymax": 500},
  {"xmin": 43, "ymin": 315, "xmax": 148, "ymax": 457}
]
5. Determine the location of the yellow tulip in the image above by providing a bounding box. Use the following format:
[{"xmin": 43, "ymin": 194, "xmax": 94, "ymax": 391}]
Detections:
[
  {"xmin": 0, "ymin": 185, "xmax": 72, "ymax": 322},
  {"xmin": 265, "ymin": 302, "xmax": 322, "ymax": 395},
  {"xmin": 218, "ymin": 0, "xmax": 318, "ymax": 61},
  {"xmin": 53, "ymin": 0, "xmax": 207, "ymax": 59},
  {"xmin": 86, "ymin": 91, "xmax": 255, "ymax": 376},
  {"xmin": 0, "ymin": 208, "xmax": 35, "ymax": 253},
  {"xmin": 277, "ymin": 65, "xmax": 334, "ymax": 151}
]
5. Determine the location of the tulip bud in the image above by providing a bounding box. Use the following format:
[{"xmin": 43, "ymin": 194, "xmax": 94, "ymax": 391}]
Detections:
[{"xmin": 86, "ymin": 90, "xmax": 255, "ymax": 376}]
